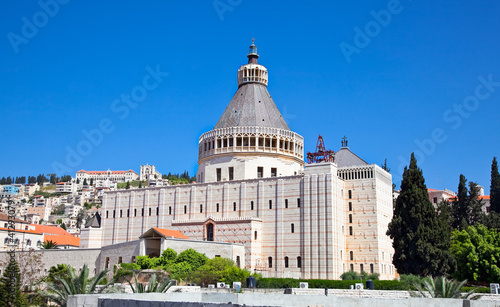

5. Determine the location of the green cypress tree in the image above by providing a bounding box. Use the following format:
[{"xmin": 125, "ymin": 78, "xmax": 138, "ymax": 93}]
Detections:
[
  {"xmin": 0, "ymin": 257, "xmax": 26, "ymax": 306},
  {"xmin": 467, "ymin": 181, "xmax": 484, "ymax": 226},
  {"xmin": 387, "ymin": 153, "xmax": 456, "ymax": 277},
  {"xmin": 491, "ymin": 157, "xmax": 500, "ymax": 213},
  {"xmin": 453, "ymin": 174, "xmax": 469, "ymax": 229}
]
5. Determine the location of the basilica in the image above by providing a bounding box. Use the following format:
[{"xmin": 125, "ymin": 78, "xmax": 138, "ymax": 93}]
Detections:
[{"xmin": 96, "ymin": 41, "xmax": 396, "ymax": 280}]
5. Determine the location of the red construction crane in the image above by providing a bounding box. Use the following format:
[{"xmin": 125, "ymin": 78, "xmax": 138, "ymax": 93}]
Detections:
[{"xmin": 306, "ymin": 135, "xmax": 335, "ymax": 164}]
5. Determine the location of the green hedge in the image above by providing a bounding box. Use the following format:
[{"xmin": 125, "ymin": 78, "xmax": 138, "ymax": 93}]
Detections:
[
  {"xmin": 255, "ymin": 278, "xmax": 405, "ymax": 290},
  {"xmin": 461, "ymin": 287, "xmax": 490, "ymax": 293}
]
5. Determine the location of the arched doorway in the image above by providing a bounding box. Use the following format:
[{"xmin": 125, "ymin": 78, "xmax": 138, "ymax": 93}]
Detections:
[{"xmin": 206, "ymin": 223, "xmax": 214, "ymax": 241}]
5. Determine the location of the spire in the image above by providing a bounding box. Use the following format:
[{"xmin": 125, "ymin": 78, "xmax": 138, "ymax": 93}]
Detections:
[{"xmin": 247, "ymin": 38, "xmax": 259, "ymax": 64}]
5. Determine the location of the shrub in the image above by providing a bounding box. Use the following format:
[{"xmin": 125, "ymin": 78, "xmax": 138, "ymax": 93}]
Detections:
[{"xmin": 120, "ymin": 263, "xmax": 140, "ymax": 270}]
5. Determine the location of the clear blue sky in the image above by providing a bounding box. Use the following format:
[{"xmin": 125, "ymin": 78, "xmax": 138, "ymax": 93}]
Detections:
[{"xmin": 1, "ymin": 0, "xmax": 499, "ymax": 193}]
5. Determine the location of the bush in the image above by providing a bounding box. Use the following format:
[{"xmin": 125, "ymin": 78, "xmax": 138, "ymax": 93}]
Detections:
[
  {"xmin": 254, "ymin": 278, "xmax": 405, "ymax": 290},
  {"xmin": 399, "ymin": 274, "xmax": 425, "ymax": 290},
  {"xmin": 120, "ymin": 263, "xmax": 140, "ymax": 270},
  {"xmin": 462, "ymin": 286, "xmax": 490, "ymax": 293}
]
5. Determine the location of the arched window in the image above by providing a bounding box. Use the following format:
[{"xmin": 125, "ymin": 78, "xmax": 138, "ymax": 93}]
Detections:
[
  {"xmin": 349, "ymin": 226, "xmax": 353, "ymax": 235},
  {"xmin": 284, "ymin": 257, "xmax": 289, "ymax": 268},
  {"xmin": 269, "ymin": 200, "xmax": 272, "ymax": 209},
  {"xmin": 268, "ymin": 257, "xmax": 273, "ymax": 268},
  {"xmin": 349, "ymin": 202, "xmax": 352, "ymax": 211},
  {"xmin": 297, "ymin": 256, "xmax": 302, "ymax": 268},
  {"xmin": 206, "ymin": 223, "xmax": 214, "ymax": 242},
  {"xmin": 360, "ymin": 264, "xmax": 364, "ymax": 272},
  {"xmin": 233, "ymin": 202, "xmax": 237, "ymax": 211},
  {"xmin": 26, "ymin": 239, "xmax": 31, "ymax": 246},
  {"xmin": 216, "ymin": 203, "xmax": 220, "ymax": 212},
  {"xmin": 156, "ymin": 207, "xmax": 159, "ymax": 215},
  {"xmin": 349, "ymin": 214, "xmax": 352, "ymax": 223},
  {"xmin": 184, "ymin": 206, "xmax": 187, "ymax": 214},
  {"xmin": 254, "ymin": 231, "xmax": 257, "ymax": 240},
  {"xmin": 200, "ymin": 204, "xmax": 203, "ymax": 213},
  {"xmin": 285, "ymin": 199, "xmax": 288, "ymax": 208},
  {"xmin": 250, "ymin": 201, "xmax": 254, "ymax": 210},
  {"xmin": 348, "ymin": 190, "xmax": 352, "ymax": 199},
  {"xmin": 350, "ymin": 264, "xmax": 354, "ymax": 271},
  {"xmin": 168, "ymin": 207, "xmax": 171, "ymax": 215},
  {"xmin": 291, "ymin": 223, "xmax": 295, "ymax": 233},
  {"xmin": 370, "ymin": 264, "xmax": 374, "ymax": 274},
  {"xmin": 4, "ymin": 238, "xmax": 9, "ymax": 245},
  {"xmin": 350, "ymin": 251, "xmax": 353, "ymax": 261},
  {"xmin": 106, "ymin": 211, "xmax": 109, "ymax": 218},
  {"xmin": 297, "ymin": 198, "xmax": 301, "ymax": 207}
]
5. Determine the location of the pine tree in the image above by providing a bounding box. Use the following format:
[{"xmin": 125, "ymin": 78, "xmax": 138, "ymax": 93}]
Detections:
[
  {"xmin": 0, "ymin": 256, "xmax": 25, "ymax": 306},
  {"xmin": 387, "ymin": 153, "xmax": 456, "ymax": 276},
  {"xmin": 126, "ymin": 181, "xmax": 130, "ymax": 189},
  {"xmin": 90, "ymin": 178, "xmax": 94, "ymax": 186},
  {"xmin": 83, "ymin": 178, "xmax": 88, "ymax": 186},
  {"xmin": 491, "ymin": 157, "xmax": 500, "ymax": 213}
]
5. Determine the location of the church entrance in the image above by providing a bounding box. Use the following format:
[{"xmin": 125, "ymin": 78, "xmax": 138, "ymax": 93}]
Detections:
[{"xmin": 206, "ymin": 223, "xmax": 214, "ymax": 241}]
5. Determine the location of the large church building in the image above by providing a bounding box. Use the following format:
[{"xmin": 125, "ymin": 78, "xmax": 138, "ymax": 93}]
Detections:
[{"xmin": 99, "ymin": 41, "xmax": 396, "ymax": 280}]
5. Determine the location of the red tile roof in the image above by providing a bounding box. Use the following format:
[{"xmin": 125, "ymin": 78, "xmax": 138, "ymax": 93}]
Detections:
[
  {"xmin": 34, "ymin": 225, "xmax": 72, "ymax": 236},
  {"xmin": 44, "ymin": 235, "xmax": 80, "ymax": 247},
  {"xmin": 0, "ymin": 227, "xmax": 40, "ymax": 234},
  {"xmin": 0, "ymin": 213, "xmax": 30, "ymax": 224},
  {"xmin": 151, "ymin": 227, "xmax": 189, "ymax": 240}
]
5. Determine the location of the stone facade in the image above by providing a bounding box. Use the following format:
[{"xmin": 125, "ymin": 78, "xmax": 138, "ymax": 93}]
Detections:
[{"xmin": 99, "ymin": 41, "xmax": 396, "ymax": 280}]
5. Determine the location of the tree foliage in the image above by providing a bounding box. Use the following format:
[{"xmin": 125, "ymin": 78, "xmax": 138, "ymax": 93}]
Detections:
[
  {"xmin": 41, "ymin": 240, "xmax": 59, "ymax": 250},
  {"xmin": 387, "ymin": 153, "xmax": 455, "ymax": 276},
  {"xmin": 176, "ymin": 248, "xmax": 208, "ymax": 271},
  {"xmin": 450, "ymin": 224, "xmax": 500, "ymax": 282},
  {"xmin": 40, "ymin": 264, "xmax": 109, "ymax": 306},
  {"xmin": 189, "ymin": 257, "xmax": 249, "ymax": 286},
  {"xmin": 0, "ymin": 257, "xmax": 26, "ymax": 307},
  {"xmin": 452, "ymin": 175, "xmax": 484, "ymax": 229},
  {"xmin": 0, "ymin": 249, "xmax": 44, "ymax": 292},
  {"xmin": 491, "ymin": 157, "xmax": 500, "ymax": 213},
  {"xmin": 128, "ymin": 273, "xmax": 172, "ymax": 293},
  {"xmin": 411, "ymin": 276, "xmax": 473, "ymax": 299}
]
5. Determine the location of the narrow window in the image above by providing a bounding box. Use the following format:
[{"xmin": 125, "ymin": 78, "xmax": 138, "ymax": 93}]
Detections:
[
  {"xmin": 251, "ymin": 201, "xmax": 254, "ymax": 210},
  {"xmin": 229, "ymin": 167, "xmax": 234, "ymax": 181},
  {"xmin": 216, "ymin": 168, "xmax": 221, "ymax": 182},
  {"xmin": 184, "ymin": 206, "xmax": 187, "ymax": 214},
  {"xmin": 349, "ymin": 226, "xmax": 353, "ymax": 235},
  {"xmin": 297, "ymin": 256, "xmax": 302, "ymax": 268},
  {"xmin": 216, "ymin": 203, "xmax": 220, "ymax": 212},
  {"xmin": 268, "ymin": 257, "xmax": 273, "ymax": 268},
  {"xmin": 120, "ymin": 210, "xmax": 122, "ymax": 217},
  {"xmin": 360, "ymin": 264, "xmax": 364, "ymax": 272},
  {"xmin": 297, "ymin": 198, "xmax": 301, "ymax": 208},
  {"xmin": 105, "ymin": 257, "xmax": 110, "ymax": 269},
  {"xmin": 233, "ymin": 202, "xmax": 237, "ymax": 211},
  {"xmin": 132, "ymin": 256, "xmax": 136, "ymax": 263},
  {"xmin": 156, "ymin": 207, "xmax": 159, "ymax": 215},
  {"xmin": 285, "ymin": 199, "xmax": 288, "ymax": 208},
  {"xmin": 349, "ymin": 214, "xmax": 352, "ymax": 223},
  {"xmin": 284, "ymin": 256, "xmax": 289, "ymax": 268},
  {"xmin": 370, "ymin": 264, "xmax": 374, "ymax": 274},
  {"xmin": 350, "ymin": 251, "xmax": 353, "ymax": 261},
  {"xmin": 134, "ymin": 209, "xmax": 137, "ymax": 217},
  {"xmin": 254, "ymin": 231, "xmax": 257, "ymax": 240},
  {"xmin": 149, "ymin": 208, "xmax": 152, "ymax": 216},
  {"xmin": 236, "ymin": 256, "xmax": 241, "ymax": 268},
  {"xmin": 433, "ymin": 197, "xmax": 437, "ymax": 204},
  {"xmin": 200, "ymin": 204, "xmax": 203, "ymax": 213},
  {"xmin": 269, "ymin": 200, "xmax": 272, "ymax": 209},
  {"xmin": 113, "ymin": 210, "xmax": 116, "ymax": 218},
  {"xmin": 118, "ymin": 257, "xmax": 122, "ymax": 264},
  {"xmin": 271, "ymin": 167, "xmax": 277, "ymax": 177},
  {"xmin": 348, "ymin": 190, "xmax": 352, "ymax": 199},
  {"xmin": 291, "ymin": 223, "xmax": 295, "ymax": 233},
  {"xmin": 350, "ymin": 264, "xmax": 354, "ymax": 271},
  {"xmin": 141, "ymin": 208, "xmax": 144, "ymax": 216},
  {"xmin": 349, "ymin": 202, "xmax": 352, "ymax": 211},
  {"xmin": 257, "ymin": 167, "xmax": 263, "ymax": 178},
  {"xmin": 168, "ymin": 206, "xmax": 171, "ymax": 215},
  {"xmin": 127, "ymin": 209, "xmax": 130, "ymax": 217},
  {"xmin": 106, "ymin": 211, "xmax": 109, "ymax": 218}
]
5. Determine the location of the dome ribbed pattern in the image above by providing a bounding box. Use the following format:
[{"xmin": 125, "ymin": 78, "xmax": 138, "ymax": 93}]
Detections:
[{"xmin": 214, "ymin": 83, "xmax": 290, "ymax": 131}]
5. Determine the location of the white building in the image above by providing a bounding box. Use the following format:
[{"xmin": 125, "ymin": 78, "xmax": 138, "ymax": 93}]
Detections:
[
  {"xmin": 56, "ymin": 181, "xmax": 77, "ymax": 194},
  {"xmin": 76, "ymin": 169, "xmax": 139, "ymax": 184},
  {"xmin": 140, "ymin": 164, "xmax": 162, "ymax": 181},
  {"xmin": 91, "ymin": 41, "xmax": 396, "ymax": 280}
]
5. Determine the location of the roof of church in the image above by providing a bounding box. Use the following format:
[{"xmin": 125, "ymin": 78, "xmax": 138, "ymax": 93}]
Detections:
[
  {"xmin": 335, "ymin": 147, "xmax": 369, "ymax": 168},
  {"xmin": 214, "ymin": 83, "xmax": 290, "ymax": 130},
  {"xmin": 139, "ymin": 227, "xmax": 189, "ymax": 240},
  {"xmin": 85, "ymin": 212, "xmax": 101, "ymax": 228}
]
